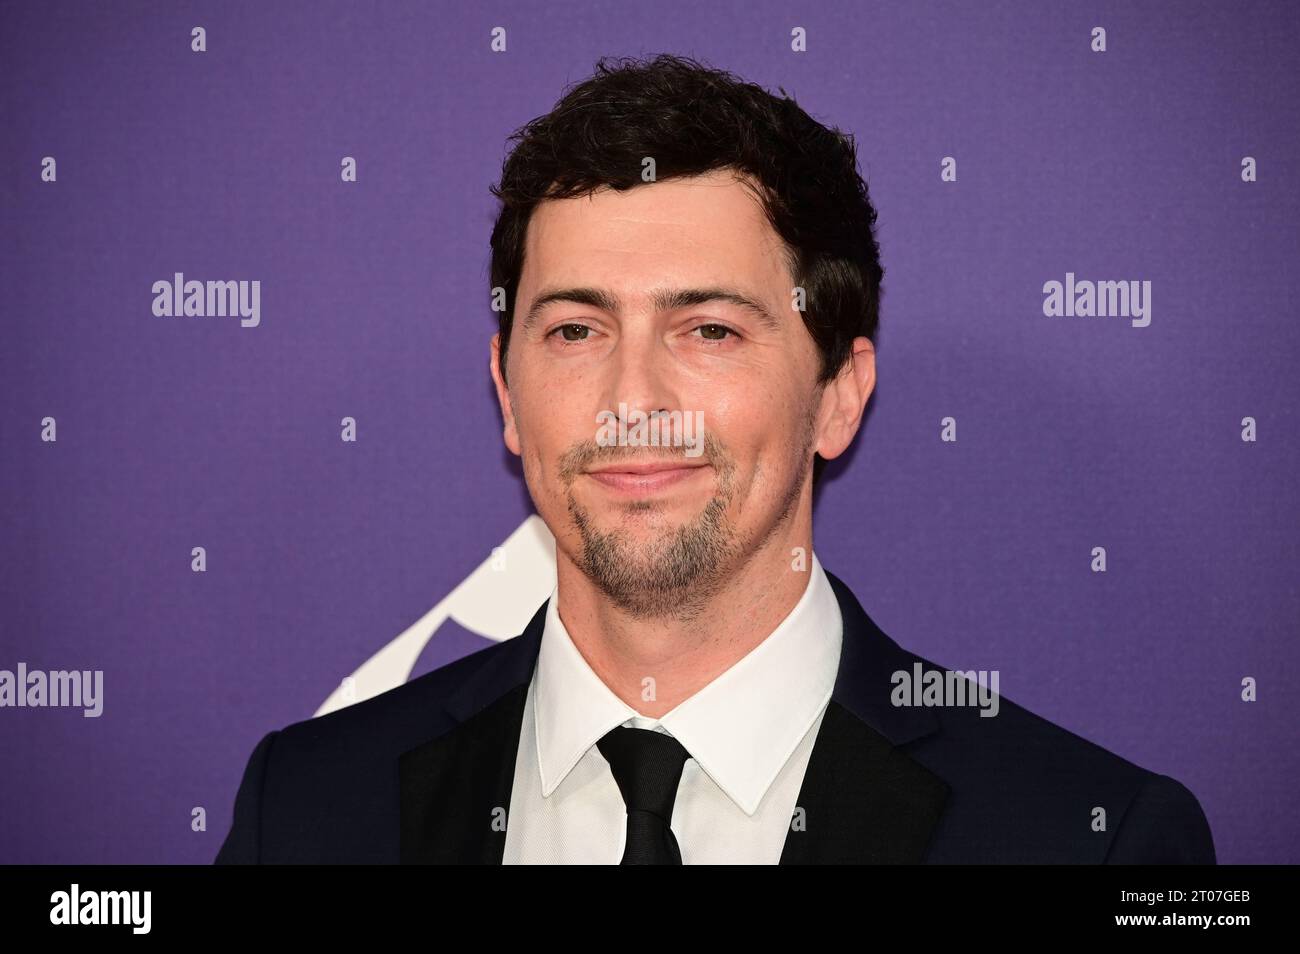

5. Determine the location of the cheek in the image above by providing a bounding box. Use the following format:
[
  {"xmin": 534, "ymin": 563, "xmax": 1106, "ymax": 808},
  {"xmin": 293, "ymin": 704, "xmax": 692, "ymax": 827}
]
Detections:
[
  {"xmin": 692, "ymin": 380, "xmax": 756, "ymax": 450},
  {"xmin": 728, "ymin": 399, "xmax": 815, "ymax": 488},
  {"xmin": 699, "ymin": 377, "xmax": 798, "ymax": 450},
  {"xmin": 698, "ymin": 362, "xmax": 802, "ymax": 417},
  {"xmin": 517, "ymin": 364, "xmax": 596, "ymax": 435}
]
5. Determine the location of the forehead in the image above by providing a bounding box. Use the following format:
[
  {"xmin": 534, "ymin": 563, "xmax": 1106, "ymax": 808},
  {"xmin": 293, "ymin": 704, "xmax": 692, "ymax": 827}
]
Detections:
[{"xmin": 520, "ymin": 169, "xmax": 791, "ymax": 295}]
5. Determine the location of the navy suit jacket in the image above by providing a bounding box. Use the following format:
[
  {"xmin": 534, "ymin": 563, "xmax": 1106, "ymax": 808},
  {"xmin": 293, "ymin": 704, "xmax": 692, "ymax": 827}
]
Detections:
[{"xmin": 214, "ymin": 570, "xmax": 1216, "ymax": 864}]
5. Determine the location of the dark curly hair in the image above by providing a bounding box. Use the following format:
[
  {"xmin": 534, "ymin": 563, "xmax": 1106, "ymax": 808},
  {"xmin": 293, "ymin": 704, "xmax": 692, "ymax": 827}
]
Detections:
[{"xmin": 489, "ymin": 53, "xmax": 884, "ymax": 484}]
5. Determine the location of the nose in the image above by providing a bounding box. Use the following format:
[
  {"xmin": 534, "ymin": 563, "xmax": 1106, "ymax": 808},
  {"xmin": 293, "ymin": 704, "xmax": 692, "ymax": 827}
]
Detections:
[{"xmin": 599, "ymin": 334, "xmax": 682, "ymax": 444}]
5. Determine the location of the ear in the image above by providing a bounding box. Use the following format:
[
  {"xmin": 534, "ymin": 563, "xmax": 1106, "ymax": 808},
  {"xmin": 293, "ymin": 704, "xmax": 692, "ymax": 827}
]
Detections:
[
  {"xmin": 489, "ymin": 333, "xmax": 521, "ymax": 456},
  {"xmin": 814, "ymin": 336, "xmax": 876, "ymax": 462}
]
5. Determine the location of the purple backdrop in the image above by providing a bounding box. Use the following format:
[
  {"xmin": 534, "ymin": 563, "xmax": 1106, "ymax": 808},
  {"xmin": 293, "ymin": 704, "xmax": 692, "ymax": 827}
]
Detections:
[{"xmin": 2, "ymin": 0, "xmax": 1296, "ymax": 864}]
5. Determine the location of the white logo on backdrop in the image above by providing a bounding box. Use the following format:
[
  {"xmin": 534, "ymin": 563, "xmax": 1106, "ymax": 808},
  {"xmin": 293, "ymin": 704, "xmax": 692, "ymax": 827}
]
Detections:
[{"xmin": 314, "ymin": 515, "xmax": 557, "ymax": 716}]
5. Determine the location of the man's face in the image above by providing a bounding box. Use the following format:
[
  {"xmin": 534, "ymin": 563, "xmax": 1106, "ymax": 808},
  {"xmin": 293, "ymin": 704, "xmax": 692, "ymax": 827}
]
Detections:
[{"xmin": 490, "ymin": 169, "xmax": 829, "ymax": 619}]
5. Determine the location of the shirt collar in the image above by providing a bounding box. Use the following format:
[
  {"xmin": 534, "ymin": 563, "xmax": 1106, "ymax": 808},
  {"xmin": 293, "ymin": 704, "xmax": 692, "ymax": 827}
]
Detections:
[{"xmin": 533, "ymin": 552, "xmax": 843, "ymax": 816}]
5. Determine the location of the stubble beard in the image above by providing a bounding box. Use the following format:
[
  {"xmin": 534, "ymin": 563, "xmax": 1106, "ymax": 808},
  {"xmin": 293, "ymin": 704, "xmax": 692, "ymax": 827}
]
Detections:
[
  {"xmin": 560, "ymin": 405, "xmax": 818, "ymax": 624},
  {"xmin": 567, "ymin": 487, "xmax": 740, "ymax": 623}
]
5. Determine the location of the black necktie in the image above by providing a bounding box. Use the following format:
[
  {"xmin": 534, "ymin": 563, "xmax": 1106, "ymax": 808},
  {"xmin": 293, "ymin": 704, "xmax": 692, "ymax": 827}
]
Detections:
[{"xmin": 596, "ymin": 725, "xmax": 693, "ymax": 864}]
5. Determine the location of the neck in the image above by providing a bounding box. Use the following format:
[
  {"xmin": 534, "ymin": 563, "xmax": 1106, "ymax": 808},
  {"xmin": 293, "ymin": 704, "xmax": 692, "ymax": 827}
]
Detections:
[{"xmin": 553, "ymin": 498, "xmax": 815, "ymax": 719}]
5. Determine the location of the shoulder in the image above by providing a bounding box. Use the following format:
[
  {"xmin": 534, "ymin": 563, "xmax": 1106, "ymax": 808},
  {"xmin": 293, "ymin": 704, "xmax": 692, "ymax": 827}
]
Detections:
[
  {"xmin": 280, "ymin": 636, "xmax": 519, "ymax": 757},
  {"xmin": 897, "ymin": 649, "xmax": 1215, "ymax": 863},
  {"xmin": 216, "ymin": 635, "xmax": 527, "ymax": 864}
]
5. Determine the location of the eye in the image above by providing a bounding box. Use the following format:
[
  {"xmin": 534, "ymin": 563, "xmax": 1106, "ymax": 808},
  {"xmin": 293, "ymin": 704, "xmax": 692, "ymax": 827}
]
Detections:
[
  {"xmin": 694, "ymin": 323, "xmax": 737, "ymax": 341},
  {"xmin": 547, "ymin": 322, "xmax": 593, "ymax": 343}
]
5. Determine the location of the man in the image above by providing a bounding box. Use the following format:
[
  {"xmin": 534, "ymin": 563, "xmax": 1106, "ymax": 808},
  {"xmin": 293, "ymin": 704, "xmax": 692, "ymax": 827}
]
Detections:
[{"xmin": 215, "ymin": 54, "xmax": 1215, "ymax": 864}]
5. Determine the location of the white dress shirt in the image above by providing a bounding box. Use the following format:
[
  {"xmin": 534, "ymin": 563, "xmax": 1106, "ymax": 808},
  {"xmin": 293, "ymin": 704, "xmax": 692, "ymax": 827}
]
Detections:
[{"xmin": 502, "ymin": 552, "xmax": 843, "ymax": 864}]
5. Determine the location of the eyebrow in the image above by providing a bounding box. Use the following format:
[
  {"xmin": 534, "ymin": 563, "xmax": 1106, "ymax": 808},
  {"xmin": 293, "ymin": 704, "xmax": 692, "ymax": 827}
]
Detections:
[{"xmin": 521, "ymin": 286, "xmax": 785, "ymax": 334}]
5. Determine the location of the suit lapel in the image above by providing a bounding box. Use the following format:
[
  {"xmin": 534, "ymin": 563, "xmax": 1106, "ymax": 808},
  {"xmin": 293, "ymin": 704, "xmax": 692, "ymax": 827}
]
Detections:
[
  {"xmin": 780, "ymin": 571, "xmax": 950, "ymax": 863},
  {"xmin": 399, "ymin": 602, "xmax": 545, "ymax": 864}
]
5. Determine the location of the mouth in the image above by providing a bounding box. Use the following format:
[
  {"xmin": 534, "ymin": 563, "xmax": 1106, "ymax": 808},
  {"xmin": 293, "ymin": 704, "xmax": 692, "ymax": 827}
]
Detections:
[{"xmin": 584, "ymin": 460, "xmax": 711, "ymax": 496}]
